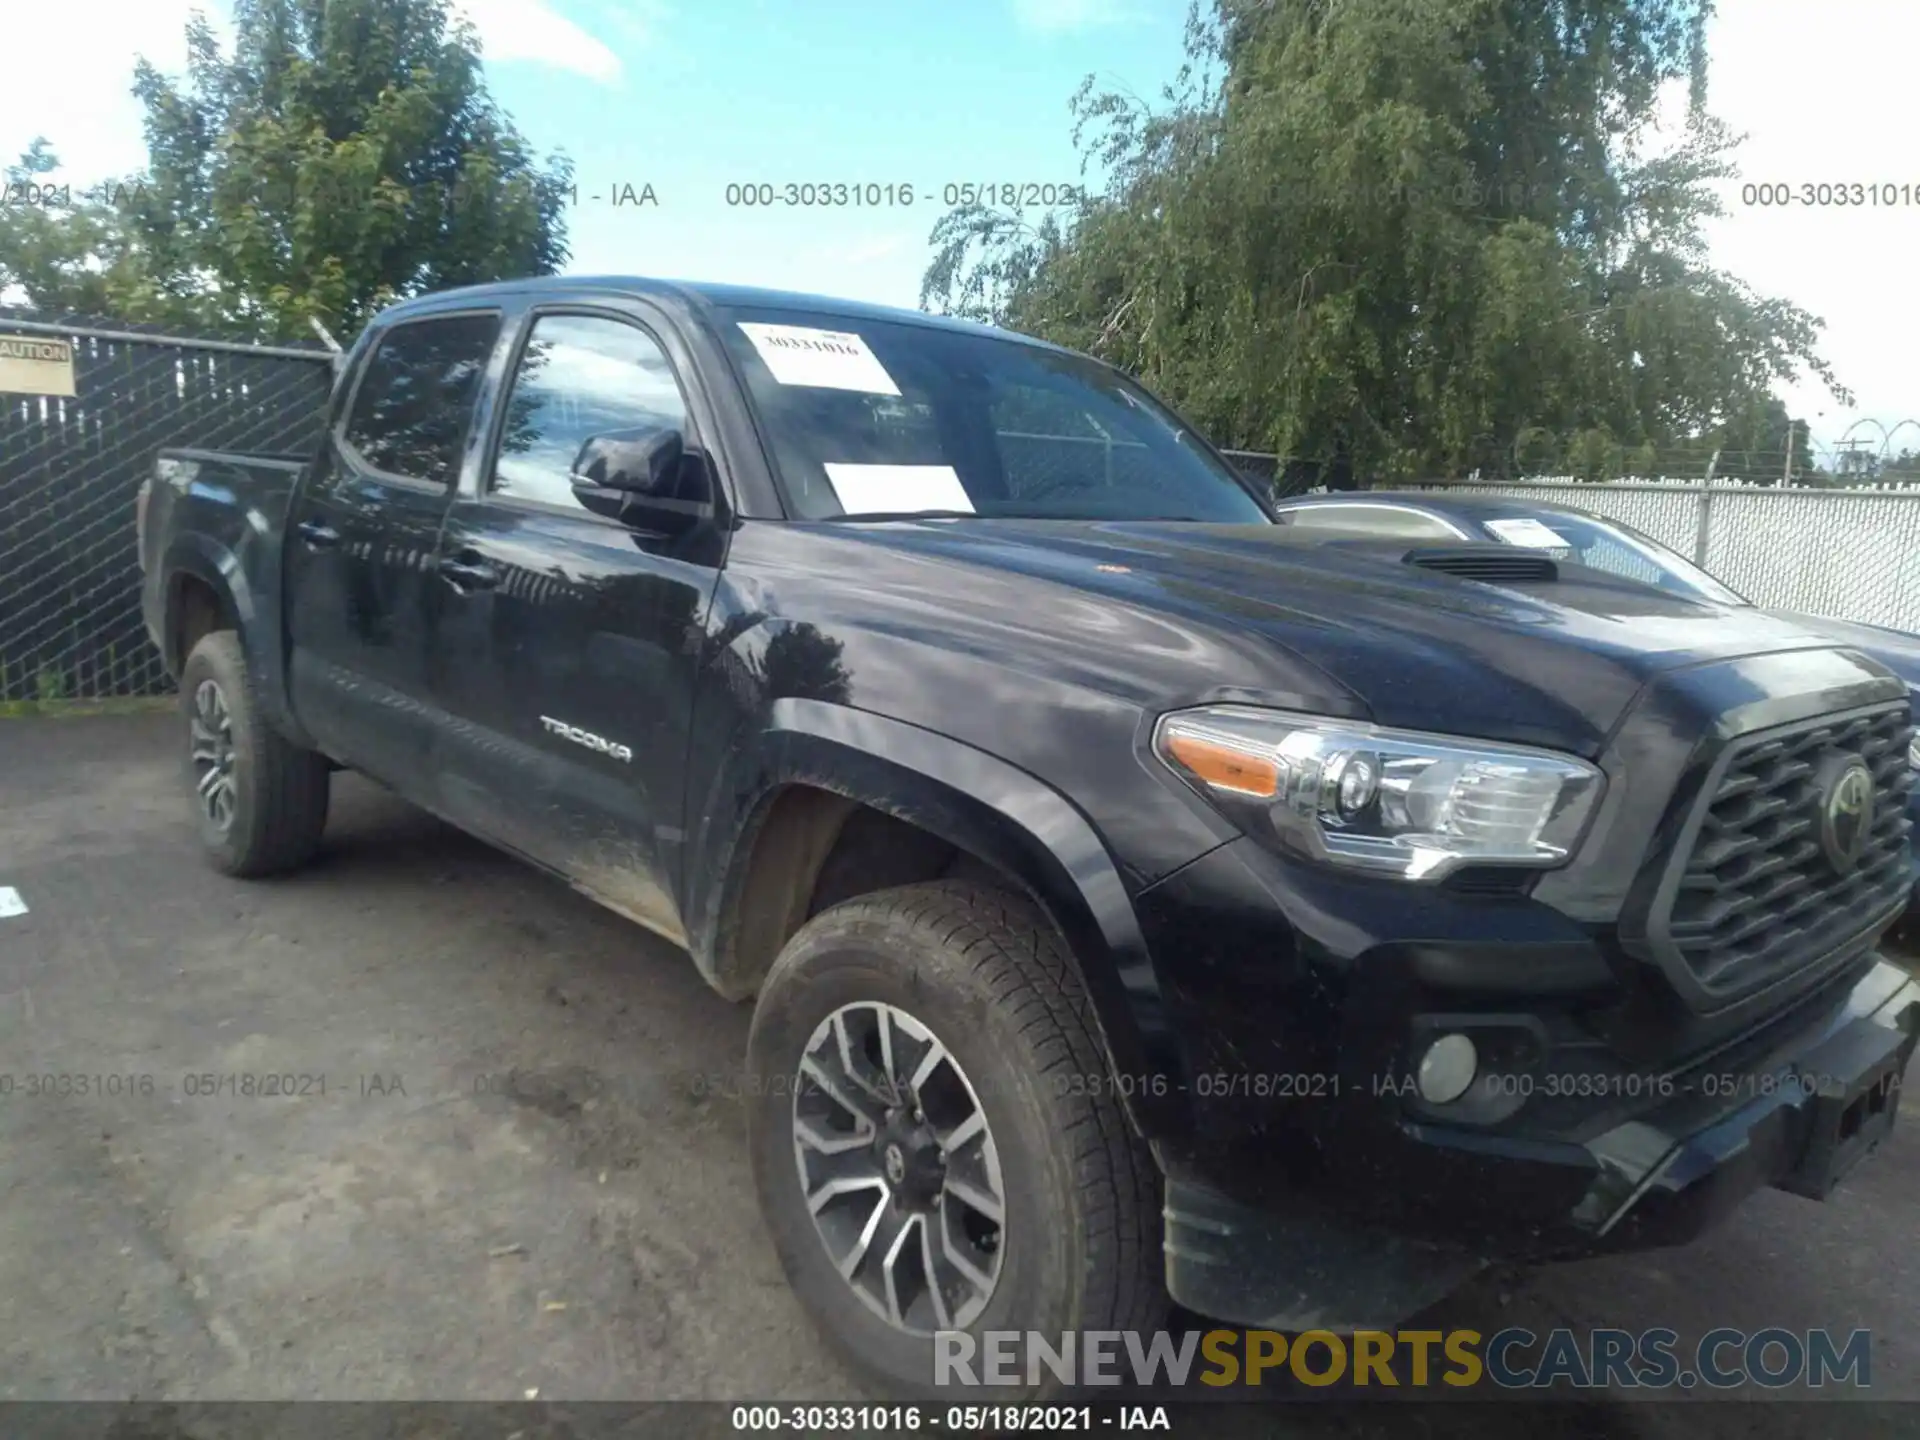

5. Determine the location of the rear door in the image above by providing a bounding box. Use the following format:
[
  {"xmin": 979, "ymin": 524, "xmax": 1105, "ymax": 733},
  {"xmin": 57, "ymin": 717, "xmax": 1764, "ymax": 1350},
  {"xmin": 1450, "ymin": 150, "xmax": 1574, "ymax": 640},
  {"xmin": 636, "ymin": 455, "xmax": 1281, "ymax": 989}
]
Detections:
[
  {"xmin": 284, "ymin": 310, "xmax": 503, "ymax": 786},
  {"xmin": 428, "ymin": 303, "xmax": 729, "ymax": 944}
]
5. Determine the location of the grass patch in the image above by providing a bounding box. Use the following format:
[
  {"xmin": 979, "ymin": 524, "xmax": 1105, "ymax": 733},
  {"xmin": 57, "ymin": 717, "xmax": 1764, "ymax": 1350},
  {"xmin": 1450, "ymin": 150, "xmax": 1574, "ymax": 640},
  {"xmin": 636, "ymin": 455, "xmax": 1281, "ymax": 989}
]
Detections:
[{"xmin": 0, "ymin": 695, "xmax": 177, "ymax": 720}]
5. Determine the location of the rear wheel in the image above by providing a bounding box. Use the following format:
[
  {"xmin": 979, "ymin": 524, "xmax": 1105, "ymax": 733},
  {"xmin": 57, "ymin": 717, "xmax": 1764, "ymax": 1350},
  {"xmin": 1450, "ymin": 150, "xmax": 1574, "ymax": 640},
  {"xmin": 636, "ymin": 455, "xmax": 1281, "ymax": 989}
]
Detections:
[
  {"xmin": 745, "ymin": 879, "xmax": 1166, "ymax": 1398},
  {"xmin": 180, "ymin": 631, "xmax": 330, "ymax": 877}
]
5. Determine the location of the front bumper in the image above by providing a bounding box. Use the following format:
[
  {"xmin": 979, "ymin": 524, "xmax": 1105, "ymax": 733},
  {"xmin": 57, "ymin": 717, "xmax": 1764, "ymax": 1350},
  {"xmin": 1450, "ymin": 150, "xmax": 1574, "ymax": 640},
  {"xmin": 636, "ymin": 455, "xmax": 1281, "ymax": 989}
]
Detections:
[
  {"xmin": 1162, "ymin": 957, "xmax": 1919, "ymax": 1328},
  {"xmin": 1125, "ymin": 648, "xmax": 1918, "ymax": 1327}
]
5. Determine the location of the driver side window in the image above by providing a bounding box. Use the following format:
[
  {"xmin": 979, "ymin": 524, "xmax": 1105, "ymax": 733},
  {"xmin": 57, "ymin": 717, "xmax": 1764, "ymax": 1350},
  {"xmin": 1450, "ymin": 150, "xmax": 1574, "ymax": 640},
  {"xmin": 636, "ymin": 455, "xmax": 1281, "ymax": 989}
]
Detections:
[{"xmin": 491, "ymin": 314, "xmax": 689, "ymax": 511}]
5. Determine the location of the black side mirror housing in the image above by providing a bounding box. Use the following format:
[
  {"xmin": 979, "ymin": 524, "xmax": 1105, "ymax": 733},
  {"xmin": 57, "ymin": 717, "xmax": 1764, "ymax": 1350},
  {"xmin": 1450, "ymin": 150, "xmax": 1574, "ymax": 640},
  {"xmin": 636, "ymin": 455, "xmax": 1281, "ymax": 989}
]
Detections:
[
  {"xmin": 571, "ymin": 426, "xmax": 684, "ymax": 495},
  {"xmin": 569, "ymin": 427, "xmax": 715, "ymax": 532}
]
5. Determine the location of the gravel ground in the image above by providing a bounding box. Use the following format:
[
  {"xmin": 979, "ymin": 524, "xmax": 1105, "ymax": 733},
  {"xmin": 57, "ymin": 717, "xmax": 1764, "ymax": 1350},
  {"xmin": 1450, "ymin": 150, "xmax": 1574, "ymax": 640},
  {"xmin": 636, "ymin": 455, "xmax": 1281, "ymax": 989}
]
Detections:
[{"xmin": 0, "ymin": 711, "xmax": 1915, "ymax": 1438}]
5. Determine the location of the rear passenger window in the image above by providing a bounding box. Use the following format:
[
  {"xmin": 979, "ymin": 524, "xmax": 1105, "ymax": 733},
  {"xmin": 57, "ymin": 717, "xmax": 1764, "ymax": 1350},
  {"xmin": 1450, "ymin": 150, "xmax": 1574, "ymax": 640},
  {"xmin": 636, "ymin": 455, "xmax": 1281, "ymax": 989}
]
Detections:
[{"xmin": 343, "ymin": 313, "xmax": 502, "ymax": 486}]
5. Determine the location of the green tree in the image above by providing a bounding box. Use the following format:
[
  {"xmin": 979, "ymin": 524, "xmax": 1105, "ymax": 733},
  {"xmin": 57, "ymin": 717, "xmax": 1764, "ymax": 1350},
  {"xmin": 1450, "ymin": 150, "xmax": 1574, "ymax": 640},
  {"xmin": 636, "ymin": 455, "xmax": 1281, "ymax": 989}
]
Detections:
[
  {"xmin": 1709, "ymin": 397, "xmax": 1817, "ymax": 484},
  {"xmin": 0, "ymin": 141, "xmax": 168, "ymax": 321},
  {"xmin": 1, "ymin": 0, "xmax": 571, "ymax": 341},
  {"xmin": 1882, "ymin": 448, "xmax": 1920, "ymax": 485},
  {"xmin": 1656, "ymin": 395, "xmax": 1819, "ymax": 484},
  {"xmin": 924, "ymin": 0, "xmax": 1847, "ymax": 486}
]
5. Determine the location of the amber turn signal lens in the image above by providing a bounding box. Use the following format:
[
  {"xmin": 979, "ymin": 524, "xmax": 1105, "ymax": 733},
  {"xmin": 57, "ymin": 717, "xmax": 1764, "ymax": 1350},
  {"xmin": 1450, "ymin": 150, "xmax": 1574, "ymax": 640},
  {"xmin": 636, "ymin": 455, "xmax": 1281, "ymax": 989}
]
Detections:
[{"xmin": 1161, "ymin": 730, "xmax": 1281, "ymax": 798}]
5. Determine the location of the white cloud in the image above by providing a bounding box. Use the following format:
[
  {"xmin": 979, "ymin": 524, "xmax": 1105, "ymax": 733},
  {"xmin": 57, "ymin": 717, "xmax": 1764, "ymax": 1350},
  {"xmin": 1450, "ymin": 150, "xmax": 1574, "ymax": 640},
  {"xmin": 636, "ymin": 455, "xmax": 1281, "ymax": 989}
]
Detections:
[
  {"xmin": 1010, "ymin": 0, "xmax": 1132, "ymax": 35},
  {"xmin": 0, "ymin": 1, "xmax": 206, "ymax": 182},
  {"xmin": 578, "ymin": 0, "xmax": 671, "ymax": 53},
  {"xmin": 453, "ymin": 0, "xmax": 624, "ymax": 83},
  {"xmin": 0, "ymin": 0, "xmax": 626, "ymax": 186},
  {"xmin": 1693, "ymin": 0, "xmax": 1920, "ymax": 456}
]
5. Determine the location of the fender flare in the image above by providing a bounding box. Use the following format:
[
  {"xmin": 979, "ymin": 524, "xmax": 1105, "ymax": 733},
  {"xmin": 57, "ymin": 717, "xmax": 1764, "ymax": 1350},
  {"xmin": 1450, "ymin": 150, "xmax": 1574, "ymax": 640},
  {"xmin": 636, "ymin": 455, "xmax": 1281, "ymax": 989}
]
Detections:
[
  {"xmin": 691, "ymin": 698, "xmax": 1192, "ymax": 1140},
  {"xmin": 158, "ymin": 532, "xmax": 311, "ymax": 747}
]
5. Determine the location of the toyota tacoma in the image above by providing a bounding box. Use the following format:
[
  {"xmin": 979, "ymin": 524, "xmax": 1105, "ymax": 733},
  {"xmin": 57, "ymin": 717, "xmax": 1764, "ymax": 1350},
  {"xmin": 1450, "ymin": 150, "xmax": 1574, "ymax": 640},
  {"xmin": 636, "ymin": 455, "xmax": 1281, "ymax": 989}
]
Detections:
[{"xmin": 136, "ymin": 276, "xmax": 1919, "ymax": 1396}]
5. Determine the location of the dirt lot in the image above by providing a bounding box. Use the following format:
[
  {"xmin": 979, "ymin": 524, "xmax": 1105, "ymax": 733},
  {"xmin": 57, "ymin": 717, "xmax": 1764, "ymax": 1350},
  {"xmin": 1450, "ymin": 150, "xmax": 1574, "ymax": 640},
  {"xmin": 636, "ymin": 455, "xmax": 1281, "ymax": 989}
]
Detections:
[{"xmin": 2, "ymin": 711, "xmax": 1917, "ymax": 1435}]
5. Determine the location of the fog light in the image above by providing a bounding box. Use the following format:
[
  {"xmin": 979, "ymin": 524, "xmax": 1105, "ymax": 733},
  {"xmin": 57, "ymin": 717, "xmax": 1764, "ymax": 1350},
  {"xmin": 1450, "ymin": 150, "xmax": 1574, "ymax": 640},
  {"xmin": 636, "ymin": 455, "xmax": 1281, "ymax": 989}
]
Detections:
[{"xmin": 1416, "ymin": 1033, "xmax": 1479, "ymax": 1104}]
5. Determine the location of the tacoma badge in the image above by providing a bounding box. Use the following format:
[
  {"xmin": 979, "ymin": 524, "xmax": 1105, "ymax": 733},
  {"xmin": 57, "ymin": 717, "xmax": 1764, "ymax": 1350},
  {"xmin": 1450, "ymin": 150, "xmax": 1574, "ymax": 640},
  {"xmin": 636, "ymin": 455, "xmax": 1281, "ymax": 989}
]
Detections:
[{"xmin": 539, "ymin": 716, "xmax": 634, "ymax": 763}]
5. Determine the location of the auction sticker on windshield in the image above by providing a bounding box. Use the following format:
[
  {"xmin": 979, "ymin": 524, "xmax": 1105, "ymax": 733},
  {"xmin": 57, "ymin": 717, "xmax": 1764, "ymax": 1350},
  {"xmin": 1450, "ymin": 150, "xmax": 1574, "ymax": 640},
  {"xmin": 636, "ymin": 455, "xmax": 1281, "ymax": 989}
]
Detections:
[
  {"xmin": 823, "ymin": 463, "xmax": 974, "ymax": 515},
  {"xmin": 1485, "ymin": 516, "xmax": 1571, "ymax": 549},
  {"xmin": 737, "ymin": 322, "xmax": 901, "ymax": 394}
]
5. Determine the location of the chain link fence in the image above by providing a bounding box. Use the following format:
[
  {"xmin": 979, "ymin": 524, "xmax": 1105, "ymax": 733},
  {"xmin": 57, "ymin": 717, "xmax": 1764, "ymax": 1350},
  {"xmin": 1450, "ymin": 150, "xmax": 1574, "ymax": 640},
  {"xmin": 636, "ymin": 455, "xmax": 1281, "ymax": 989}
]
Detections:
[
  {"xmin": 0, "ymin": 309, "xmax": 335, "ymax": 703},
  {"xmin": 1408, "ymin": 477, "xmax": 1920, "ymax": 632}
]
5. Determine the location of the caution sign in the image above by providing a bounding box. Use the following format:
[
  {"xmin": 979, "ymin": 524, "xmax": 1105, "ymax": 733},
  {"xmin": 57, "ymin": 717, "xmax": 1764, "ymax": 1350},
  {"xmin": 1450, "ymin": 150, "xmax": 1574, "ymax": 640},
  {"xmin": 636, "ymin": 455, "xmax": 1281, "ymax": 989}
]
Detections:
[{"xmin": 0, "ymin": 334, "xmax": 77, "ymax": 396}]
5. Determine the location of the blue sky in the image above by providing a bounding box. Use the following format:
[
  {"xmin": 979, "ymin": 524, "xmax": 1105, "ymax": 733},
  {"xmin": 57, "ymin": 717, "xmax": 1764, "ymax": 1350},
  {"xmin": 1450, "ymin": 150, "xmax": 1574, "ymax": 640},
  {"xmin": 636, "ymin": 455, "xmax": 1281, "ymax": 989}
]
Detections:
[
  {"xmin": 7, "ymin": 0, "xmax": 1920, "ymax": 461},
  {"xmin": 470, "ymin": 0, "xmax": 1192, "ymax": 308}
]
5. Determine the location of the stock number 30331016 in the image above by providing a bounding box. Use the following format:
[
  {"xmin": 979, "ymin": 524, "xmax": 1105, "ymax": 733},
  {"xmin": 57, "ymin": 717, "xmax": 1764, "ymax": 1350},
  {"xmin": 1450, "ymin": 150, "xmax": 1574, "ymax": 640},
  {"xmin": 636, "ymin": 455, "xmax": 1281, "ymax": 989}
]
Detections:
[{"xmin": 730, "ymin": 1404, "xmax": 1122, "ymax": 1431}]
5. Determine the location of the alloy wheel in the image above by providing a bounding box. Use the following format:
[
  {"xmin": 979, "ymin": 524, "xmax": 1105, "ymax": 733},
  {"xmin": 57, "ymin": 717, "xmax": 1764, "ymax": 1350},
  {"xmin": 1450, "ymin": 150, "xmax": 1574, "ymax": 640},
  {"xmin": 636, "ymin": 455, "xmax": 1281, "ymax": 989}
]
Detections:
[
  {"xmin": 791, "ymin": 1001, "xmax": 1008, "ymax": 1335},
  {"xmin": 189, "ymin": 679, "xmax": 238, "ymax": 832}
]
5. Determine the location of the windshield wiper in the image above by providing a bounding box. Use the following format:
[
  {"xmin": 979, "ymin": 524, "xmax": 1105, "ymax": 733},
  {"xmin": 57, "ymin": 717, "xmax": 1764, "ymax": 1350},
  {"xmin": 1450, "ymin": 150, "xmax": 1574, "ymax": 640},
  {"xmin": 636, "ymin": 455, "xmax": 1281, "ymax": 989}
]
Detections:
[{"xmin": 823, "ymin": 510, "xmax": 982, "ymax": 523}]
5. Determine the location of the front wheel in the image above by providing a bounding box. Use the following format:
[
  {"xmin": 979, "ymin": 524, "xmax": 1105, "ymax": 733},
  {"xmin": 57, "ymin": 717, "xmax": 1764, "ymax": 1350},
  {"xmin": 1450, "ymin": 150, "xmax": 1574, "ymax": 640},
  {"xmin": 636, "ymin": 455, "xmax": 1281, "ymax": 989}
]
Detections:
[
  {"xmin": 179, "ymin": 631, "xmax": 331, "ymax": 877},
  {"xmin": 745, "ymin": 880, "xmax": 1166, "ymax": 1399}
]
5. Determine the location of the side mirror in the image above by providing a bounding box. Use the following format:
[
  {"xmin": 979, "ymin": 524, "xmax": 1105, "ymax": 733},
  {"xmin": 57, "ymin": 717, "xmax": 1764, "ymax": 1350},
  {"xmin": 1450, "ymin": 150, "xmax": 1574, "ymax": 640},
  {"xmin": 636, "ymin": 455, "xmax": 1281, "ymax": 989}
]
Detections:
[
  {"xmin": 569, "ymin": 426, "xmax": 715, "ymax": 533},
  {"xmin": 570, "ymin": 426, "xmax": 685, "ymax": 496}
]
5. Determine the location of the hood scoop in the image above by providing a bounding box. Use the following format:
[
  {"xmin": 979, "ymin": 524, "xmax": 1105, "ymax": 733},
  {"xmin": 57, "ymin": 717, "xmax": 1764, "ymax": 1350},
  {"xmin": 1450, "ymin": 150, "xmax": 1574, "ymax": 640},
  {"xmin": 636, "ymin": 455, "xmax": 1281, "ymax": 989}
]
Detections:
[{"xmin": 1402, "ymin": 544, "xmax": 1558, "ymax": 584}]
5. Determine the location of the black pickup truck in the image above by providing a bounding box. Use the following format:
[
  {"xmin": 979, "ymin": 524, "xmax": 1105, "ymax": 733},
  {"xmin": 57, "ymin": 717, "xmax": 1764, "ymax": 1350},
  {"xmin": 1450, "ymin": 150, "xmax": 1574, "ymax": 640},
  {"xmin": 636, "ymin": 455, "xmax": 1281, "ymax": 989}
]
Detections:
[{"xmin": 139, "ymin": 276, "xmax": 1918, "ymax": 1395}]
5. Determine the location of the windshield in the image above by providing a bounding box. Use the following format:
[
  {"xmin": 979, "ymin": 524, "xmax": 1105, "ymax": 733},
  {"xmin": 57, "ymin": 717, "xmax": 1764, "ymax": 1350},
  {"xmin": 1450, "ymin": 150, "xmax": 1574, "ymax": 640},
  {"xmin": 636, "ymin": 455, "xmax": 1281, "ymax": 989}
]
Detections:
[
  {"xmin": 717, "ymin": 307, "xmax": 1271, "ymax": 523},
  {"xmin": 1478, "ymin": 509, "xmax": 1749, "ymax": 606}
]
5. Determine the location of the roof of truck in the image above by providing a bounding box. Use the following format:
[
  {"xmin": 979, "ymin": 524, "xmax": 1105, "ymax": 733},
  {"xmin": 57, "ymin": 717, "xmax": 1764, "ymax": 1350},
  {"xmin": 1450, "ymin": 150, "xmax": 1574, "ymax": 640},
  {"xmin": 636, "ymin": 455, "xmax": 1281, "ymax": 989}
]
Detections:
[{"xmin": 379, "ymin": 274, "xmax": 1071, "ymax": 351}]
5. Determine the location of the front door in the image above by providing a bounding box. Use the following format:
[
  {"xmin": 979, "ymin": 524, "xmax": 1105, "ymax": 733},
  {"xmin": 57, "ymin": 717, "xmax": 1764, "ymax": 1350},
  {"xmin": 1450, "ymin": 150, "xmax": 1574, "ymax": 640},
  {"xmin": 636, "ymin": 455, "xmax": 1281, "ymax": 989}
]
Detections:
[
  {"xmin": 284, "ymin": 310, "xmax": 503, "ymax": 787},
  {"xmin": 428, "ymin": 306, "xmax": 727, "ymax": 944}
]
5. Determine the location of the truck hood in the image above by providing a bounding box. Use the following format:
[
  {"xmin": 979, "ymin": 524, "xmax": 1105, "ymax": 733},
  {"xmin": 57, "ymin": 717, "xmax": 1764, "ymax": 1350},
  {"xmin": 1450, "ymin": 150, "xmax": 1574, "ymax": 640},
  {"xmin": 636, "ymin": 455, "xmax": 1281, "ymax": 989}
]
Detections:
[
  {"xmin": 1760, "ymin": 607, "xmax": 1920, "ymax": 690},
  {"xmin": 833, "ymin": 519, "xmax": 1880, "ymax": 756}
]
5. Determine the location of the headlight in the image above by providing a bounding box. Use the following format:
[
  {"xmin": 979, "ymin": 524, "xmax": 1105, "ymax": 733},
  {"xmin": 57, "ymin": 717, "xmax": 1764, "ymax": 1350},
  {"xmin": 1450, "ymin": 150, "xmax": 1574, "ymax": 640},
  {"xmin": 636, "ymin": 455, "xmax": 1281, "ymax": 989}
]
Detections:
[{"xmin": 1153, "ymin": 706, "xmax": 1605, "ymax": 881}]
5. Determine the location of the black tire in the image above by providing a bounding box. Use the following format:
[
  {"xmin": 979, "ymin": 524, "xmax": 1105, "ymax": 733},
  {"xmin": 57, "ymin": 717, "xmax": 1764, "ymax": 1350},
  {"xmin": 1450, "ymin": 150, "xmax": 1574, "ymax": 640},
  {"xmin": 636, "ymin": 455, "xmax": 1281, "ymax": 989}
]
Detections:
[
  {"xmin": 179, "ymin": 631, "xmax": 331, "ymax": 877},
  {"xmin": 746, "ymin": 879, "xmax": 1166, "ymax": 1399}
]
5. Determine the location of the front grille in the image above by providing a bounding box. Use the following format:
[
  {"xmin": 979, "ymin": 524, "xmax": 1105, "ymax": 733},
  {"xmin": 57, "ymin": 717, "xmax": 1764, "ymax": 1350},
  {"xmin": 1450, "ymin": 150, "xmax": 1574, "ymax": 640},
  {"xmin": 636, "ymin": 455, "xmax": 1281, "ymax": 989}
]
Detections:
[{"xmin": 1652, "ymin": 704, "xmax": 1914, "ymax": 993}]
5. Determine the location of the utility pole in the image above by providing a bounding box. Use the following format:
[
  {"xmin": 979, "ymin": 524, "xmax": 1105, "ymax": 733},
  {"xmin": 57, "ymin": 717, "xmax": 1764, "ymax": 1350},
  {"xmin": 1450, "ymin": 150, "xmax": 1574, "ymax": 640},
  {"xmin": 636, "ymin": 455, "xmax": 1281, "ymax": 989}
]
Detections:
[{"xmin": 1782, "ymin": 426, "xmax": 1794, "ymax": 485}]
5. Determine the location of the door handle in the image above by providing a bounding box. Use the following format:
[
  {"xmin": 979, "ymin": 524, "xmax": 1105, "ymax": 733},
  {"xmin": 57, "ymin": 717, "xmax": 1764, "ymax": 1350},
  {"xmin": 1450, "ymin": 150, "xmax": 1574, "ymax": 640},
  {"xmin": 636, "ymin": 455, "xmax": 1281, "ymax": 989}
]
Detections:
[
  {"xmin": 295, "ymin": 518, "xmax": 341, "ymax": 549},
  {"xmin": 438, "ymin": 553, "xmax": 499, "ymax": 591}
]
